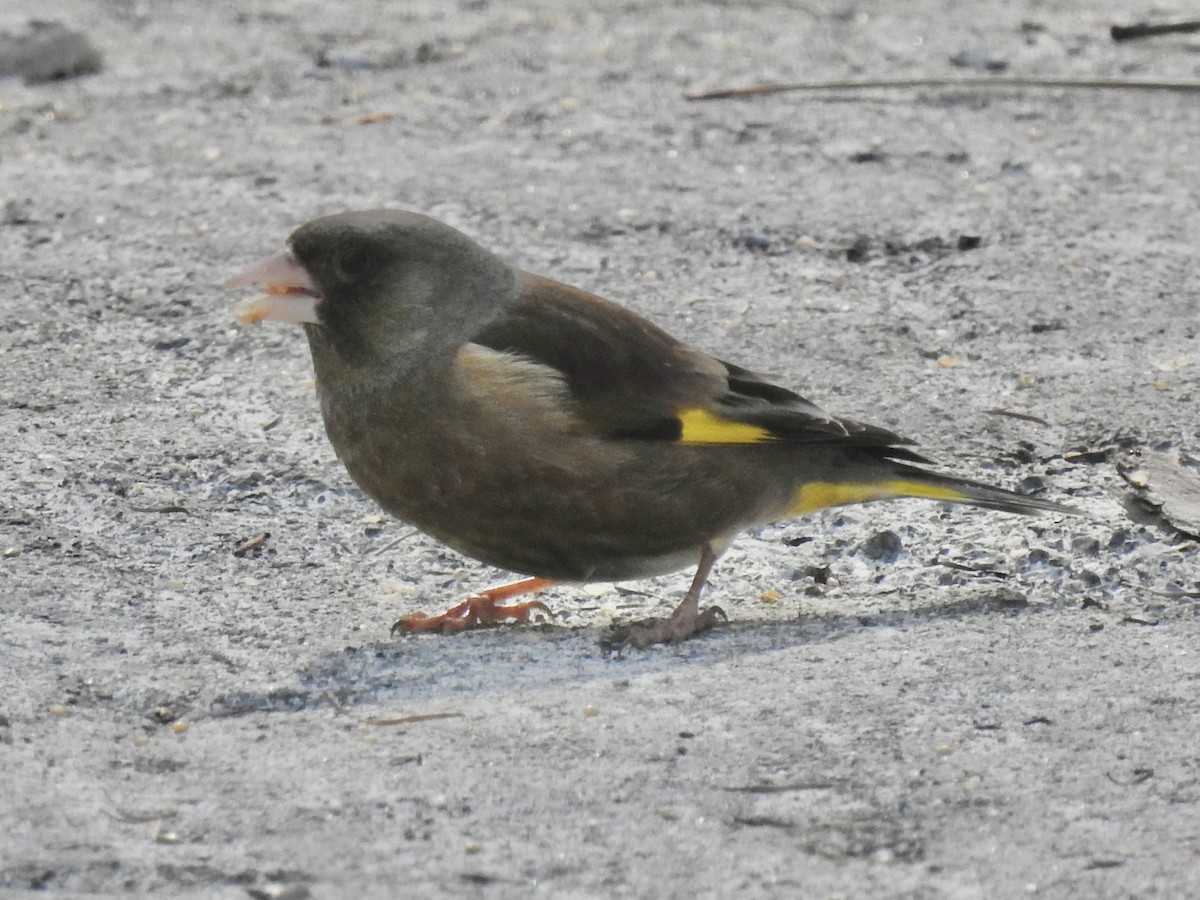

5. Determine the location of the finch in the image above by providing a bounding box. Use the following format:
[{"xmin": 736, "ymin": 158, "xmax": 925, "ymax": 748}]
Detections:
[{"xmin": 228, "ymin": 210, "xmax": 1077, "ymax": 646}]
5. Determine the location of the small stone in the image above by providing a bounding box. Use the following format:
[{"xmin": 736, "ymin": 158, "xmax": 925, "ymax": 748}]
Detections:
[
  {"xmin": 845, "ymin": 236, "xmax": 871, "ymax": 263},
  {"xmin": 806, "ymin": 565, "xmax": 832, "ymax": 585},
  {"xmin": 738, "ymin": 233, "xmax": 771, "ymax": 252},
  {"xmin": 0, "ymin": 21, "xmax": 102, "ymax": 83},
  {"xmin": 861, "ymin": 530, "xmax": 903, "ymax": 562}
]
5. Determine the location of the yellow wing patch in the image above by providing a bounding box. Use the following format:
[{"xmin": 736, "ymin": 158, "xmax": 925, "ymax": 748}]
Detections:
[
  {"xmin": 677, "ymin": 408, "xmax": 773, "ymax": 444},
  {"xmin": 789, "ymin": 479, "xmax": 966, "ymax": 516}
]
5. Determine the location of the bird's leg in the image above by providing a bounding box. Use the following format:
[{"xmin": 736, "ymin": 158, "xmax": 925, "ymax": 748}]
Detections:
[
  {"xmin": 610, "ymin": 544, "xmax": 727, "ymax": 648},
  {"xmin": 391, "ymin": 577, "xmax": 554, "ymax": 635}
]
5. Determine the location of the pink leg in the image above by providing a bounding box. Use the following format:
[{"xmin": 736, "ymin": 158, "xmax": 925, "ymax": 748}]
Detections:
[
  {"xmin": 610, "ymin": 545, "xmax": 728, "ymax": 648},
  {"xmin": 391, "ymin": 577, "xmax": 554, "ymax": 635}
]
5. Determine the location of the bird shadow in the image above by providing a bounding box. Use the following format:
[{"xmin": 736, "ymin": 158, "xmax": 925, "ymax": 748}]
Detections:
[{"xmin": 199, "ymin": 584, "xmax": 1065, "ymax": 717}]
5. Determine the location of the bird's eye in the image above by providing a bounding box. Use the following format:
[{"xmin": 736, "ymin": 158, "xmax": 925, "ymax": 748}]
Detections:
[{"xmin": 332, "ymin": 246, "xmax": 372, "ymax": 283}]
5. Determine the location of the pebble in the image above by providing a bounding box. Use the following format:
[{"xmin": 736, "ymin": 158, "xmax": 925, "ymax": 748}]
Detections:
[
  {"xmin": 0, "ymin": 21, "xmax": 101, "ymax": 83},
  {"xmin": 861, "ymin": 530, "xmax": 903, "ymax": 562}
]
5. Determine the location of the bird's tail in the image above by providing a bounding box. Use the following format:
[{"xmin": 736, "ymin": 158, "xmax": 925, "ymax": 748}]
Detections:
[{"xmin": 789, "ymin": 463, "xmax": 1080, "ymax": 518}]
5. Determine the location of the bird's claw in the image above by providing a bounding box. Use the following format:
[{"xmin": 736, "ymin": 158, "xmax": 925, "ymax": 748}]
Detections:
[
  {"xmin": 391, "ymin": 592, "xmax": 553, "ymax": 635},
  {"xmin": 602, "ymin": 604, "xmax": 727, "ymax": 650}
]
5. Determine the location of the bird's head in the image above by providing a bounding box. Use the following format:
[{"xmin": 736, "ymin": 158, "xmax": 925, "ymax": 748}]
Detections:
[{"xmin": 228, "ymin": 209, "xmax": 516, "ymax": 380}]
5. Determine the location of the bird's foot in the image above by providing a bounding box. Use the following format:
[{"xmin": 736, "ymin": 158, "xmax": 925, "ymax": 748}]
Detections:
[
  {"xmin": 391, "ymin": 578, "xmax": 553, "ymax": 635},
  {"xmin": 603, "ymin": 603, "xmax": 727, "ymax": 650}
]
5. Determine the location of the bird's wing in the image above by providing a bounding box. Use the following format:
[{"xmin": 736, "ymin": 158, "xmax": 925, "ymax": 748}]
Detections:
[{"xmin": 469, "ymin": 272, "xmax": 926, "ymax": 461}]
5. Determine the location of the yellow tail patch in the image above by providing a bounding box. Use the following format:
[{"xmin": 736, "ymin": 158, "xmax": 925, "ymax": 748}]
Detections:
[
  {"xmin": 789, "ymin": 479, "xmax": 967, "ymax": 515},
  {"xmin": 677, "ymin": 408, "xmax": 773, "ymax": 444}
]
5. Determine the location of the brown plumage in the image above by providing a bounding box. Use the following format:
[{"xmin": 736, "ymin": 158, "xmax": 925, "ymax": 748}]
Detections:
[{"xmin": 228, "ymin": 209, "xmax": 1078, "ymax": 645}]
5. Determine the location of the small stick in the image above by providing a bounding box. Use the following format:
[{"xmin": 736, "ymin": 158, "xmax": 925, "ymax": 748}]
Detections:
[
  {"xmin": 936, "ymin": 559, "xmax": 1010, "ymax": 578},
  {"xmin": 103, "ymin": 806, "xmax": 179, "ymax": 824},
  {"xmin": 986, "ymin": 408, "xmax": 1052, "ymax": 427},
  {"xmin": 233, "ymin": 532, "xmax": 269, "ymax": 557},
  {"xmin": 321, "ymin": 692, "xmax": 349, "ymax": 715},
  {"xmin": 1111, "ymin": 21, "xmax": 1200, "ymax": 42},
  {"xmin": 371, "ymin": 527, "xmax": 417, "ymax": 555},
  {"xmin": 685, "ymin": 77, "xmax": 1200, "ymax": 102},
  {"xmin": 365, "ymin": 712, "xmax": 464, "ymax": 726}
]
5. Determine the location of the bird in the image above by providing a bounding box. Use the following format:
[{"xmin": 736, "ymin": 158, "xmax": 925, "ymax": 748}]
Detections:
[{"xmin": 227, "ymin": 209, "xmax": 1078, "ymax": 646}]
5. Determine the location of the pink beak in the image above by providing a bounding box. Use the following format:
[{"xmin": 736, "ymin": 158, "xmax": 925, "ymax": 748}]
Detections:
[{"xmin": 227, "ymin": 251, "xmax": 322, "ymax": 326}]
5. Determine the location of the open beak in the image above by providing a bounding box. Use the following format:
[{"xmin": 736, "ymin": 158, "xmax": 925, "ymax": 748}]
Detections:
[{"xmin": 226, "ymin": 251, "xmax": 321, "ymax": 326}]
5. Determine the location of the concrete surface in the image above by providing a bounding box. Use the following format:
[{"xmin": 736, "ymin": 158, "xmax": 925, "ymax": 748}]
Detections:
[{"xmin": 2, "ymin": 1, "xmax": 1198, "ymax": 897}]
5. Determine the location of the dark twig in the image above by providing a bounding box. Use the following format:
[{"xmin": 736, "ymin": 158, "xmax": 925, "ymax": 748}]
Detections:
[
  {"xmin": 936, "ymin": 559, "xmax": 1010, "ymax": 579},
  {"xmin": 233, "ymin": 532, "xmax": 269, "ymax": 557},
  {"xmin": 986, "ymin": 408, "xmax": 1052, "ymax": 427},
  {"xmin": 723, "ymin": 781, "xmax": 834, "ymax": 793},
  {"xmin": 684, "ymin": 77, "xmax": 1200, "ymax": 102},
  {"xmin": 365, "ymin": 712, "xmax": 464, "ymax": 726},
  {"xmin": 1111, "ymin": 21, "xmax": 1200, "ymax": 42}
]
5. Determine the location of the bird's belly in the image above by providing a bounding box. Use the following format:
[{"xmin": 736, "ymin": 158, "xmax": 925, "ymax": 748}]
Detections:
[{"xmin": 329, "ymin": 412, "xmax": 790, "ymax": 581}]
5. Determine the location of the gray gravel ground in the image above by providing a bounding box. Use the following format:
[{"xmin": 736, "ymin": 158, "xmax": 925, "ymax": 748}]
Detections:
[{"xmin": 2, "ymin": 2, "xmax": 1199, "ymax": 897}]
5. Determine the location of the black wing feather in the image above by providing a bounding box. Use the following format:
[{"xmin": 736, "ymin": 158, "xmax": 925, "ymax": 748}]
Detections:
[{"xmin": 473, "ymin": 272, "xmax": 927, "ymax": 461}]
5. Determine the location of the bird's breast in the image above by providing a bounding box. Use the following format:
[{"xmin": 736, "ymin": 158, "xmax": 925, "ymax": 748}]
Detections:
[{"xmin": 313, "ymin": 361, "xmax": 799, "ymax": 581}]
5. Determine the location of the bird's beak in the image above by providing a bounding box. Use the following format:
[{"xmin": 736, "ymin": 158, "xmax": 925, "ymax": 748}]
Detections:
[{"xmin": 226, "ymin": 251, "xmax": 322, "ymax": 326}]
